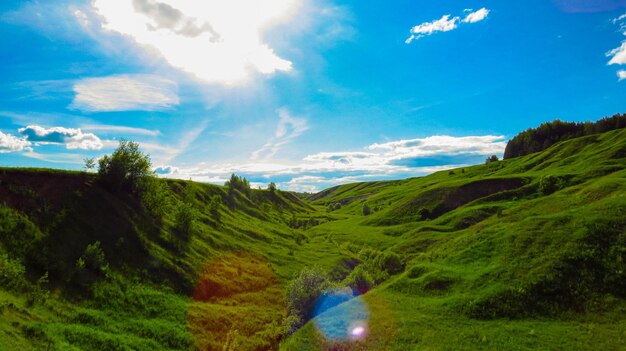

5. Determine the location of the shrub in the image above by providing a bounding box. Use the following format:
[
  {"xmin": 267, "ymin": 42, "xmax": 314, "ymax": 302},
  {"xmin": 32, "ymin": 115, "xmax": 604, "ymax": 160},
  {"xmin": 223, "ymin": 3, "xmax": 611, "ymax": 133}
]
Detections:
[
  {"xmin": 373, "ymin": 251, "xmax": 404, "ymax": 275},
  {"xmin": 485, "ymin": 155, "xmax": 499, "ymax": 164},
  {"xmin": 73, "ymin": 241, "xmax": 109, "ymax": 288},
  {"xmin": 343, "ymin": 265, "xmax": 374, "ymax": 294},
  {"xmin": 0, "ymin": 253, "xmax": 28, "ymax": 292},
  {"xmin": 539, "ymin": 175, "xmax": 565, "ymax": 195},
  {"xmin": 225, "ymin": 174, "xmax": 250, "ymax": 197},
  {"xmin": 285, "ymin": 267, "xmax": 331, "ymax": 335},
  {"xmin": 139, "ymin": 177, "xmax": 172, "ymax": 221},
  {"xmin": 174, "ymin": 202, "xmax": 197, "ymax": 240},
  {"xmin": 0, "ymin": 206, "xmax": 43, "ymax": 260},
  {"xmin": 268, "ymin": 182, "xmax": 277, "ymax": 193},
  {"xmin": 362, "ymin": 203, "xmax": 371, "ymax": 216}
]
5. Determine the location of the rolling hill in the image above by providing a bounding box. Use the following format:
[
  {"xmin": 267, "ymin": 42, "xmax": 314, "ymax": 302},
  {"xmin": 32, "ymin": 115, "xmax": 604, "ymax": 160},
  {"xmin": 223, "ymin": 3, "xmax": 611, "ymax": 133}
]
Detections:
[{"xmin": 1, "ymin": 127, "xmax": 626, "ymax": 350}]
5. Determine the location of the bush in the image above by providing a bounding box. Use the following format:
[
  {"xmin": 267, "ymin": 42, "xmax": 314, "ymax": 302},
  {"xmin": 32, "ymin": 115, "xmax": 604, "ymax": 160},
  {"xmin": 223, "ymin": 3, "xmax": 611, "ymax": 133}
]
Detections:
[
  {"xmin": 343, "ymin": 265, "xmax": 374, "ymax": 294},
  {"xmin": 139, "ymin": 177, "xmax": 172, "ymax": 221},
  {"xmin": 485, "ymin": 155, "xmax": 499, "ymax": 164},
  {"xmin": 285, "ymin": 267, "xmax": 331, "ymax": 335},
  {"xmin": 0, "ymin": 206, "xmax": 43, "ymax": 260},
  {"xmin": 225, "ymin": 174, "xmax": 250, "ymax": 197},
  {"xmin": 174, "ymin": 202, "xmax": 197, "ymax": 240},
  {"xmin": 98, "ymin": 140, "xmax": 153, "ymax": 192},
  {"xmin": 208, "ymin": 195, "xmax": 222, "ymax": 220},
  {"xmin": 0, "ymin": 253, "xmax": 28, "ymax": 292},
  {"xmin": 539, "ymin": 175, "xmax": 565, "ymax": 195},
  {"xmin": 268, "ymin": 182, "xmax": 277, "ymax": 193},
  {"xmin": 362, "ymin": 203, "xmax": 371, "ymax": 216},
  {"xmin": 373, "ymin": 251, "xmax": 404, "ymax": 275},
  {"xmin": 74, "ymin": 241, "xmax": 109, "ymax": 288}
]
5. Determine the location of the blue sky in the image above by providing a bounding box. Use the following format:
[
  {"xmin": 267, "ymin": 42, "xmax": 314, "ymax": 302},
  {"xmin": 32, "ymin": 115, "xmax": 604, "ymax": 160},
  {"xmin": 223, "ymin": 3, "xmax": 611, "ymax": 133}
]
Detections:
[{"xmin": 1, "ymin": 0, "xmax": 626, "ymax": 192}]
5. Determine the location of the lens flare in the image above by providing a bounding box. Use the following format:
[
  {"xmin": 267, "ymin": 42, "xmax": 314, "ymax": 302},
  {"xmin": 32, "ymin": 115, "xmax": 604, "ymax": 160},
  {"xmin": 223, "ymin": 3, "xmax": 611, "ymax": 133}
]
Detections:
[
  {"xmin": 352, "ymin": 326, "xmax": 364, "ymax": 336},
  {"xmin": 312, "ymin": 287, "xmax": 370, "ymax": 342}
]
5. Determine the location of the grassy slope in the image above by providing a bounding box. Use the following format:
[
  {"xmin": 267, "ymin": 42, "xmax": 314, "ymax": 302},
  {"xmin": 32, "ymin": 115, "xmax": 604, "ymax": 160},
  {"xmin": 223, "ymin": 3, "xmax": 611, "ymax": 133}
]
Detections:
[
  {"xmin": 1, "ymin": 128, "xmax": 626, "ymax": 350},
  {"xmin": 284, "ymin": 128, "xmax": 626, "ymax": 350}
]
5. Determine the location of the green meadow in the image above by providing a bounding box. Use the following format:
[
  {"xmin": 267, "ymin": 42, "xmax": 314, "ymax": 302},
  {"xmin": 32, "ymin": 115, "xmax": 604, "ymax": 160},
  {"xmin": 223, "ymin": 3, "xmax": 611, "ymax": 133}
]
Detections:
[{"xmin": 1, "ymin": 127, "xmax": 626, "ymax": 350}]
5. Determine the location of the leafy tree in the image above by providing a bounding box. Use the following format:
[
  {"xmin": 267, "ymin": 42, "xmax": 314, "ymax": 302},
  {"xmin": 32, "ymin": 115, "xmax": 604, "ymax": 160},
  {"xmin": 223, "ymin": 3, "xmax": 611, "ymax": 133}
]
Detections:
[
  {"xmin": 83, "ymin": 157, "xmax": 96, "ymax": 172},
  {"xmin": 97, "ymin": 140, "xmax": 153, "ymax": 192}
]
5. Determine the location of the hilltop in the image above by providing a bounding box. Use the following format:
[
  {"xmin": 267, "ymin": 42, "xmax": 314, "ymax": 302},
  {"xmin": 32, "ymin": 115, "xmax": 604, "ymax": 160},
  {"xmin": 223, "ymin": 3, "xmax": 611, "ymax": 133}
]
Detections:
[{"xmin": 1, "ymin": 127, "xmax": 626, "ymax": 350}]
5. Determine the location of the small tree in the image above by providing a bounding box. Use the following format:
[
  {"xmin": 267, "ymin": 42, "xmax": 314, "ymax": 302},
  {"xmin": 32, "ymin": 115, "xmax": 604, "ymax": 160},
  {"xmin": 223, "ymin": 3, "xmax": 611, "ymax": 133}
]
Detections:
[
  {"xmin": 84, "ymin": 157, "xmax": 96, "ymax": 172},
  {"xmin": 268, "ymin": 182, "xmax": 277, "ymax": 193},
  {"xmin": 98, "ymin": 140, "xmax": 152, "ymax": 192}
]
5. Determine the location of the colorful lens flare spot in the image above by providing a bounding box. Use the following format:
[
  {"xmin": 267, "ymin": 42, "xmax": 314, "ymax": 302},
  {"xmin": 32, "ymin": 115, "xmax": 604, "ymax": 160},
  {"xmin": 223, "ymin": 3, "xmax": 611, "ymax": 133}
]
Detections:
[
  {"xmin": 312, "ymin": 287, "xmax": 370, "ymax": 342},
  {"xmin": 349, "ymin": 322, "xmax": 367, "ymax": 340}
]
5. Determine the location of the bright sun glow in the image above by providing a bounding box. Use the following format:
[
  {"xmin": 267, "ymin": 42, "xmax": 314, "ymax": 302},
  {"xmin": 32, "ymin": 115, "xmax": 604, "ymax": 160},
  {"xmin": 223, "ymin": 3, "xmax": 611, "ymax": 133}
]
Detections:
[{"xmin": 92, "ymin": 0, "xmax": 298, "ymax": 84}]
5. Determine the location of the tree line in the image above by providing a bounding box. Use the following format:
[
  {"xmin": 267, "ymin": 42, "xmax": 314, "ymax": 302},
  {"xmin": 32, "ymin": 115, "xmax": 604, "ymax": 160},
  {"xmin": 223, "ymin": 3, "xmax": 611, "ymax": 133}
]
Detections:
[{"xmin": 504, "ymin": 113, "xmax": 626, "ymax": 159}]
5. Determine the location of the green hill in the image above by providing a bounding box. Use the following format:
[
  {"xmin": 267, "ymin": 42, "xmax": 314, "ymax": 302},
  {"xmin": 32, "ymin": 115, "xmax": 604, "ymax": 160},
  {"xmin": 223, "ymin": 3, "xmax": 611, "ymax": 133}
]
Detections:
[{"xmin": 1, "ymin": 128, "xmax": 626, "ymax": 350}]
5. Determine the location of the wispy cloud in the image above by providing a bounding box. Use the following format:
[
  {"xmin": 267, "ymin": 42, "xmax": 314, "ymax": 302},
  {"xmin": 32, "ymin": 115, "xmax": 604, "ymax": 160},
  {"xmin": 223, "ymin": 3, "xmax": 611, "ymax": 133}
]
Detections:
[
  {"xmin": 70, "ymin": 74, "xmax": 179, "ymax": 112},
  {"xmin": 82, "ymin": 124, "xmax": 161, "ymax": 136},
  {"xmin": 251, "ymin": 109, "xmax": 309, "ymax": 160},
  {"xmin": 608, "ymin": 13, "xmax": 626, "ymax": 78},
  {"xmin": 18, "ymin": 125, "xmax": 103, "ymax": 150},
  {"xmin": 158, "ymin": 134, "xmax": 506, "ymax": 192},
  {"xmin": 89, "ymin": 0, "xmax": 297, "ymax": 84},
  {"xmin": 0, "ymin": 131, "xmax": 31, "ymax": 153},
  {"xmin": 22, "ymin": 151, "xmax": 85, "ymax": 164},
  {"xmin": 405, "ymin": 8, "xmax": 490, "ymax": 44}
]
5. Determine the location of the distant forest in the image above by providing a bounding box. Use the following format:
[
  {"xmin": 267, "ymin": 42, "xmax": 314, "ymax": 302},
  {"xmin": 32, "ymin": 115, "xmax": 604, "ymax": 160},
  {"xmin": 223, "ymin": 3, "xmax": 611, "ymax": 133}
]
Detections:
[{"xmin": 504, "ymin": 113, "xmax": 626, "ymax": 159}]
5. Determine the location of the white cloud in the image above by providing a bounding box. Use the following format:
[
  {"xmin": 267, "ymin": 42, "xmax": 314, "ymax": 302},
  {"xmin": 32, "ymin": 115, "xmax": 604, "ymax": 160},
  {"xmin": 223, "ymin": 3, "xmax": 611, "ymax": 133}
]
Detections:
[
  {"xmin": 405, "ymin": 14, "xmax": 459, "ymax": 43},
  {"xmin": 0, "ymin": 131, "xmax": 31, "ymax": 153},
  {"xmin": 18, "ymin": 125, "xmax": 103, "ymax": 150},
  {"xmin": 608, "ymin": 41, "xmax": 626, "ymax": 65},
  {"xmin": 91, "ymin": 0, "xmax": 297, "ymax": 84},
  {"xmin": 462, "ymin": 8, "xmax": 490, "ymax": 23},
  {"xmin": 71, "ymin": 74, "xmax": 179, "ymax": 112},
  {"xmin": 619, "ymin": 70, "xmax": 626, "ymax": 81},
  {"xmin": 367, "ymin": 135, "xmax": 506, "ymax": 155},
  {"xmin": 251, "ymin": 109, "xmax": 309, "ymax": 160},
  {"xmin": 158, "ymin": 134, "xmax": 506, "ymax": 192},
  {"xmin": 405, "ymin": 8, "xmax": 491, "ymax": 44}
]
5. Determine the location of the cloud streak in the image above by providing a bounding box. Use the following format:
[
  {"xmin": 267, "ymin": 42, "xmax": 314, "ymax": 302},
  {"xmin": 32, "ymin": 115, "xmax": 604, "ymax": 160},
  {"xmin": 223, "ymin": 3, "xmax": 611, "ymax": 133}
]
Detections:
[
  {"xmin": 251, "ymin": 109, "xmax": 309, "ymax": 160},
  {"xmin": 70, "ymin": 74, "xmax": 179, "ymax": 112},
  {"xmin": 405, "ymin": 8, "xmax": 490, "ymax": 44}
]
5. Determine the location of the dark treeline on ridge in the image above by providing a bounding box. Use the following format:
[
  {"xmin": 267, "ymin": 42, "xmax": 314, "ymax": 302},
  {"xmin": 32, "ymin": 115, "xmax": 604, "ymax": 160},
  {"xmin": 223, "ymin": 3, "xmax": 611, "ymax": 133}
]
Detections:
[{"xmin": 504, "ymin": 113, "xmax": 626, "ymax": 159}]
